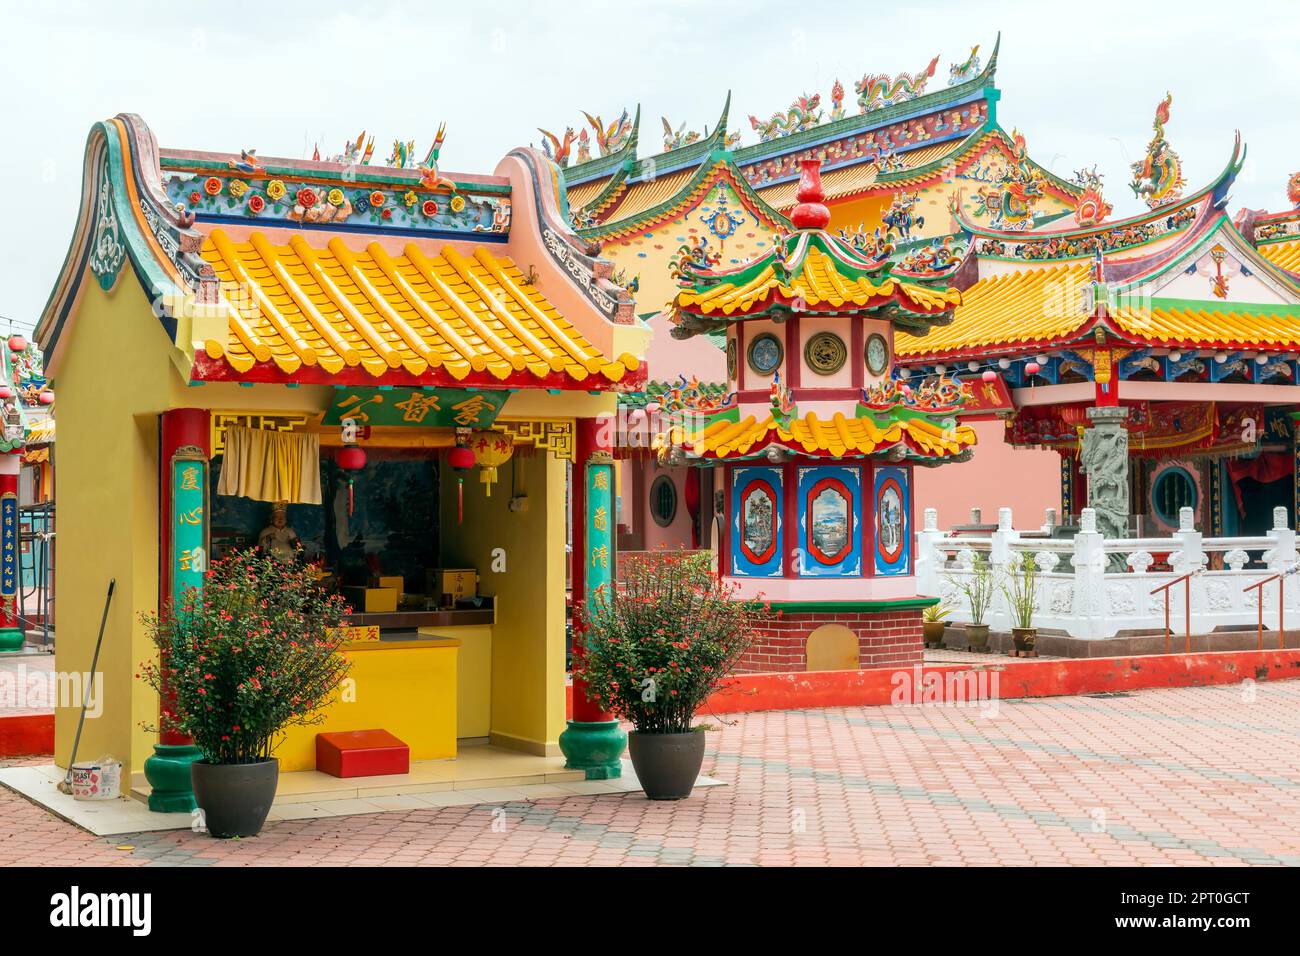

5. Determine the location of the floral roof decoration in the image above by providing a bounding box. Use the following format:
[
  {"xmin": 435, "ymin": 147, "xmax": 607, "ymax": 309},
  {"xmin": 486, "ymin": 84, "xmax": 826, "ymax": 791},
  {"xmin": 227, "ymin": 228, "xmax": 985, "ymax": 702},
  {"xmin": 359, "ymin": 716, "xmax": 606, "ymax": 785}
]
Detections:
[
  {"xmin": 669, "ymin": 159, "xmax": 962, "ymax": 337},
  {"xmin": 160, "ymin": 125, "xmax": 511, "ymax": 239}
]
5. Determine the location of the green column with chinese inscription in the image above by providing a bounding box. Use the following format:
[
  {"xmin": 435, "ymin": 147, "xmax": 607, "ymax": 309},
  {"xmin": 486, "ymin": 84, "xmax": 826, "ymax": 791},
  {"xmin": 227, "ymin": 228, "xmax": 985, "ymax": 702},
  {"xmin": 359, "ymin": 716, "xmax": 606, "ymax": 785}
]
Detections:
[
  {"xmin": 559, "ymin": 418, "xmax": 627, "ymax": 779},
  {"xmin": 144, "ymin": 409, "xmax": 209, "ymax": 813}
]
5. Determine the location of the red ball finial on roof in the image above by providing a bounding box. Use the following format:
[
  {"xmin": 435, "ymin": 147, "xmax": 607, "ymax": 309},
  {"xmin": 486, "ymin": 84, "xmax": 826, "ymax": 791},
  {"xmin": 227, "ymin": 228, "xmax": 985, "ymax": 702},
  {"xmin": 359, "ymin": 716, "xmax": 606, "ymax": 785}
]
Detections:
[{"xmin": 790, "ymin": 158, "xmax": 830, "ymax": 230}]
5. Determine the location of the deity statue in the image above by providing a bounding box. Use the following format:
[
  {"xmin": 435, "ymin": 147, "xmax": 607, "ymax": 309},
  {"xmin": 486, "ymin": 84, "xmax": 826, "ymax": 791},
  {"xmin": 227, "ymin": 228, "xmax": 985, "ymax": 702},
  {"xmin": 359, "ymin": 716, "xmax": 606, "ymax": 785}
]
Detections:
[{"xmin": 258, "ymin": 502, "xmax": 301, "ymax": 564}]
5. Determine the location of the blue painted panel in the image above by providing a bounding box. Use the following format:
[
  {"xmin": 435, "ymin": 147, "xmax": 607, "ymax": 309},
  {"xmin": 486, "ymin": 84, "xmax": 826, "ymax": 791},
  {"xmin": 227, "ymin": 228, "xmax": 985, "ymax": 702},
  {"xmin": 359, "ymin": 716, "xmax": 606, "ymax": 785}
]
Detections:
[
  {"xmin": 873, "ymin": 465, "xmax": 911, "ymax": 576},
  {"xmin": 796, "ymin": 465, "xmax": 862, "ymax": 577},
  {"xmin": 731, "ymin": 466, "xmax": 783, "ymax": 577}
]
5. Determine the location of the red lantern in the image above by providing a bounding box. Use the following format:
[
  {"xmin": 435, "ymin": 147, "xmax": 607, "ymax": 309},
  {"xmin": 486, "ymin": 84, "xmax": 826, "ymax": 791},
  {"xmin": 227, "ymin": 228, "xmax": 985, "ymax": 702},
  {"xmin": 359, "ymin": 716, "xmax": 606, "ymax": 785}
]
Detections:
[
  {"xmin": 0, "ymin": 387, "xmax": 11, "ymax": 401},
  {"xmin": 448, "ymin": 444, "xmax": 475, "ymax": 523},
  {"xmin": 7, "ymin": 336, "xmax": 26, "ymax": 354},
  {"xmin": 337, "ymin": 446, "xmax": 366, "ymax": 471},
  {"xmin": 982, "ymin": 370, "xmax": 997, "ymax": 383},
  {"xmin": 337, "ymin": 445, "xmax": 366, "ymax": 514},
  {"xmin": 1025, "ymin": 362, "xmax": 1041, "ymax": 376},
  {"xmin": 38, "ymin": 390, "xmax": 54, "ymax": 405}
]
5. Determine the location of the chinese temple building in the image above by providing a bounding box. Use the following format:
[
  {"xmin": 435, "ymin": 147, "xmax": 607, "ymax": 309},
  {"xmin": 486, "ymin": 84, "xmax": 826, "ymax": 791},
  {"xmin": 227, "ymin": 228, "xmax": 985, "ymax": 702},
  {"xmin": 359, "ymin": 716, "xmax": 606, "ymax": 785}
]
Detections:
[
  {"xmin": 895, "ymin": 100, "xmax": 1300, "ymax": 542},
  {"xmin": 36, "ymin": 113, "xmax": 650, "ymax": 808},
  {"xmin": 654, "ymin": 159, "xmax": 975, "ymax": 672},
  {"xmin": 561, "ymin": 37, "xmax": 1081, "ymax": 555}
]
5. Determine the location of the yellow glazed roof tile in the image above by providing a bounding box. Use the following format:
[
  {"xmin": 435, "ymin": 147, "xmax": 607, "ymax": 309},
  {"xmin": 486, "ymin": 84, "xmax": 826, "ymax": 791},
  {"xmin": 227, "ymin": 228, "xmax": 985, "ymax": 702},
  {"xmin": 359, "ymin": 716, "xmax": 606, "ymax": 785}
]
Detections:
[
  {"xmin": 895, "ymin": 262, "xmax": 1091, "ymax": 357},
  {"xmin": 200, "ymin": 230, "xmax": 638, "ymax": 382},
  {"xmin": 673, "ymin": 410, "xmax": 975, "ymax": 460},
  {"xmin": 1258, "ymin": 239, "xmax": 1300, "ymax": 274},
  {"xmin": 565, "ymin": 177, "xmax": 613, "ymax": 212},
  {"xmin": 598, "ymin": 169, "xmax": 697, "ymax": 225},
  {"xmin": 1111, "ymin": 303, "xmax": 1300, "ymax": 347}
]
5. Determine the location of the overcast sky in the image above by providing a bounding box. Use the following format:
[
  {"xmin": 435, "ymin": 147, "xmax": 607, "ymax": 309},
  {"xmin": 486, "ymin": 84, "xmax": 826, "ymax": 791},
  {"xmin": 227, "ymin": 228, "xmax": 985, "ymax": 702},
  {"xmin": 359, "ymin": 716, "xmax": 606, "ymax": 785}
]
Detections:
[{"xmin": 2, "ymin": 0, "xmax": 1295, "ymax": 332}]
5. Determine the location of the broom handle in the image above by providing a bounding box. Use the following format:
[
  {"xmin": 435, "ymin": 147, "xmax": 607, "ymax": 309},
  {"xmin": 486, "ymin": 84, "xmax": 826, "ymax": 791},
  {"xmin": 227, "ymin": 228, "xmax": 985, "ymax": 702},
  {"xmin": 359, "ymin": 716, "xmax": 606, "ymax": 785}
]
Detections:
[{"xmin": 64, "ymin": 579, "xmax": 115, "ymax": 781}]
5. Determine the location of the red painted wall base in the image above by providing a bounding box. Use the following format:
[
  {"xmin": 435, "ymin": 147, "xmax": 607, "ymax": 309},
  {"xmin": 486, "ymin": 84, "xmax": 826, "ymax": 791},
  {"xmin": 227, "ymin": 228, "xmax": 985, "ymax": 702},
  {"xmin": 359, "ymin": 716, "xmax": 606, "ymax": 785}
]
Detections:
[
  {"xmin": 702, "ymin": 648, "xmax": 1300, "ymax": 714},
  {"xmin": 0, "ymin": 714, "xmax": 55, "ymax": 756}
]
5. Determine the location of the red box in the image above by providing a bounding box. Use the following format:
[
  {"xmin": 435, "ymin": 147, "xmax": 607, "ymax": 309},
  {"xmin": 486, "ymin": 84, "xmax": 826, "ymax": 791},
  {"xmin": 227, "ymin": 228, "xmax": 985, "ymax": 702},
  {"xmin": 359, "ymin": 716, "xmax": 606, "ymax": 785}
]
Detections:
[{"xmin": 315, "ymin": 729, "xmax": 410, "ymax": 778}]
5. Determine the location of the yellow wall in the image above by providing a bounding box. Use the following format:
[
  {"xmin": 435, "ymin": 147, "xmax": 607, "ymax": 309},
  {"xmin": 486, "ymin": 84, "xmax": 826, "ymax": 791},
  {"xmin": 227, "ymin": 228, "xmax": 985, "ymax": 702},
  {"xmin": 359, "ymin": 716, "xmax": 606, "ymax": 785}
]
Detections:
[
  {"xmin": 275, "ymin": 640, "xmax": 459, "ymax": 771},
  {"xmin": 598, "ymin": 183, "xmax": 780, "ymax": 315},
  {"xmin": 438, "ymin": 449, "xmax": 567, "ymax": 755}
]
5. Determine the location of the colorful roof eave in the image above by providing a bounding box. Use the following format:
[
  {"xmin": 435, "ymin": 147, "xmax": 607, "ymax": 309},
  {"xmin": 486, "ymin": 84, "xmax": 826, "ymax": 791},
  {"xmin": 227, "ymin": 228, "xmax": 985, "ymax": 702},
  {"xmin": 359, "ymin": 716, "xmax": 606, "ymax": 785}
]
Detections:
[
  {"xmin": 672, "ymin": 230, "xmax": 961, "ymax": 335},
  {"xmin": 36, "ymin": 115, "xmax": 647, "ymax": 392},
  {"xmin": 662, "ymin": 411, "xmax": 977, "ymax": 464},
  {"xmin": 732, "ymin": 33, "xmax": 1004, "ymax": 171}
]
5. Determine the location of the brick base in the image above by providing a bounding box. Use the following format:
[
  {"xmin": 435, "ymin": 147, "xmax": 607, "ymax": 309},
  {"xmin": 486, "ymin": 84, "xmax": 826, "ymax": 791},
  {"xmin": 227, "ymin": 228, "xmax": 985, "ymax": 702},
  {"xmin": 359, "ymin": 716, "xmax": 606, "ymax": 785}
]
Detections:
[{"xmin": 739, "ymin": 609, "xmax": 924, "ymax": 673}]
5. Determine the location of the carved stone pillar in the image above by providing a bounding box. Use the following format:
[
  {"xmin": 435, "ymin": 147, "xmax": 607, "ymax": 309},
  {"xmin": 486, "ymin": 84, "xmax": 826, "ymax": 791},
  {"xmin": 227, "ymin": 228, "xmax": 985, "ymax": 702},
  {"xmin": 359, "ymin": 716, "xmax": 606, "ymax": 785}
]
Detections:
[{"xmin": 1080, "ymin": 405, "xmax": 1130, "ymax": 544}]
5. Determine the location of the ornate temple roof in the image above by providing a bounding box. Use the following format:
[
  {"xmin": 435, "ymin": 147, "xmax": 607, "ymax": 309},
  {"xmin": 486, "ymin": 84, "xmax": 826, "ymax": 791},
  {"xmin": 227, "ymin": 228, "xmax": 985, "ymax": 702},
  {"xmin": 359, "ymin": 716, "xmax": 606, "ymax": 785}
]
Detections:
[
  {"xmin": 669, "ymin": 164, "xmax": 962, "ymax": 337},
  {"xmin": 37, "ymin": 114, "xmax": 648, "ymax": 391},
  {"xmin": 559, "ymin": 39, "xmax": 1081, "ymax": 234},
  {"xmin": 673, "ymin": 231, "xmax": 960, "ymax": 325},
  {"xmin": 896, "ymin": 133, "xmax": 1300, "ymax": 363}
]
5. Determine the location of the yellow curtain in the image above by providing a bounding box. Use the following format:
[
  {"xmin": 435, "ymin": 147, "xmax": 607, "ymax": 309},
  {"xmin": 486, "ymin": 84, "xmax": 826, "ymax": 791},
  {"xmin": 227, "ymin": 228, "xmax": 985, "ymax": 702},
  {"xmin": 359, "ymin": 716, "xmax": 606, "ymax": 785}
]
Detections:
[{"xmin": 217, "ymin": 426, "xmax": 322, "ymax": 504}]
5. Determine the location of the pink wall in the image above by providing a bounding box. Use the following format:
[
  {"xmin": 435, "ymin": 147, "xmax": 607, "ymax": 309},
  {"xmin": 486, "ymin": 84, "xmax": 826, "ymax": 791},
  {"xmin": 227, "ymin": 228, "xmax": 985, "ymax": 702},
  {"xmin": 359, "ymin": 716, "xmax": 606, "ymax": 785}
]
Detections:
[
  {"xmin": 913, "ymin": 419, "xmax": 1061, "ymax": 530},
  {"xmin": 639, "ymin": 463, "xmax": 697, "ymax": 550},
  {"xmin": 644, "ymin": 313, "xmax": 726, "ymax": 383}
]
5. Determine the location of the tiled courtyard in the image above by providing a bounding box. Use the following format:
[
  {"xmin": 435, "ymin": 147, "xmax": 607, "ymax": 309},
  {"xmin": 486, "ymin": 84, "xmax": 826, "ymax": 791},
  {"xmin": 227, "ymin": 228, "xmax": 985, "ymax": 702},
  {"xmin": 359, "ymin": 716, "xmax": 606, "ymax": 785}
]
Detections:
[{"xmin": 4, "ymin": 679, "xmax": 1300, "ymax": 866}]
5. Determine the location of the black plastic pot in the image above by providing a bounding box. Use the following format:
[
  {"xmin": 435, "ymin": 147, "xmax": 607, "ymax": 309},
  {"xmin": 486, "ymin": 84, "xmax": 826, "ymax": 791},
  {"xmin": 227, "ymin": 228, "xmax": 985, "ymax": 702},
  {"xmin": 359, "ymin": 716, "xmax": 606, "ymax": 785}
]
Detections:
[
  {"xmin": 191, "ymin": 758, "xmax": 279, "ymax": 838},
  {"xmin": 628, "ymin": 731, "xmax": 705, "ymax": 801}
]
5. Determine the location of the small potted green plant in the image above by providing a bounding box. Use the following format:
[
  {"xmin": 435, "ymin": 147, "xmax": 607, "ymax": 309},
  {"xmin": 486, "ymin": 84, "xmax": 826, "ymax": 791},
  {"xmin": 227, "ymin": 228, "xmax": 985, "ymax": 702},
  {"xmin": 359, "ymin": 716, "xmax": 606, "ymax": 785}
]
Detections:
[
  {"xmin": 922, "ymin": 601, "xmax": 950, "ymax": 648},
  {"xmin": 574, "ymin": 550, "xmax": 771, "ymax": 800},
  {"xmin": 959, "ymin": 554, "xmax": 996, "ymax": 652},
  {"xmin": 1002, "ymin": 552, "xmax": 1040, "ymax": 656},
  {"xmin": 140, "ymin": 550, "xmax": 352, "ymax": 838}
]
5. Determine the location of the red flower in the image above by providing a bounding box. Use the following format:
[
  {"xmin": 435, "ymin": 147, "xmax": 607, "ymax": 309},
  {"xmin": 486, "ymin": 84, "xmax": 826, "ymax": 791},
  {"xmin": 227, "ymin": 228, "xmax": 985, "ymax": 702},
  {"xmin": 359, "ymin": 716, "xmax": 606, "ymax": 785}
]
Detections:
[
  {"xmin": 381, "ymin": 207, "xmax": 392, "ymax": 220},
  {"xmin": 296, "ymin": 187, "xmax": 318, "ymax": 209},
  {"xmin": 189, "ymin": 191, "xmax": 202, "ymax": 205},
  {"xmin": 203, "ymin": 176, "xmax": 222, "ymax": 196},
  {"xmin": 247, "ymin": 194, "xmax": 266, "ymax": 214},
  {"xmin": 422, "ymin": 199, "xmax": 438, "ymax": 217}
]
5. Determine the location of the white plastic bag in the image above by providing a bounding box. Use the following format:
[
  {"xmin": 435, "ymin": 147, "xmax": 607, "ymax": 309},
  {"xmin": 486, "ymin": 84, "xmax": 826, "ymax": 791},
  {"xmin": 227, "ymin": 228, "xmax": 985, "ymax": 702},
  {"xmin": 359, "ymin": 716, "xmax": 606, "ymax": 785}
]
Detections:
[{"xmin": 70, "ymin": 755, "xmax": 122, "ymax": 800}]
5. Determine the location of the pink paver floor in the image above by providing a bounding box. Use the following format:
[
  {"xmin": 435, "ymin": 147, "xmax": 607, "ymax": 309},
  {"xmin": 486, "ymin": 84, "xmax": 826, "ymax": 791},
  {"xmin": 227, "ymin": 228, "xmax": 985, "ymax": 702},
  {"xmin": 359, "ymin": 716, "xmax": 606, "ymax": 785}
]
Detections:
[{"xmin": 3, "ymin": 679, "xmax": 1300, "ymax": 866}]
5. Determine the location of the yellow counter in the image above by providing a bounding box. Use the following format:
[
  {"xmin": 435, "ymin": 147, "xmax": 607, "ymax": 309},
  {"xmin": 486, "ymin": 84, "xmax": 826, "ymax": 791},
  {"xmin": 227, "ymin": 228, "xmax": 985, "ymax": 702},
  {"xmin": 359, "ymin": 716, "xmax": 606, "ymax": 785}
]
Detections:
[{"xmin": 274, "ymin": 637, "xmax": 460, "ymax": 772}]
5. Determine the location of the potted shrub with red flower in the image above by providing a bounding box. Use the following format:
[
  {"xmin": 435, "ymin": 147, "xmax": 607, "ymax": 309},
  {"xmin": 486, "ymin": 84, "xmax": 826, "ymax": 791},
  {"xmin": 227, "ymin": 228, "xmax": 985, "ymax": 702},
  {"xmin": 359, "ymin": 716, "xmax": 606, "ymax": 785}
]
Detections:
[
  {"xmin": 573, "ymin": 551, "xmax": 770, "ymax": 800},
  {"xmin": 139, "ymin": 550, "xmax": 352, "ymax": 838}
]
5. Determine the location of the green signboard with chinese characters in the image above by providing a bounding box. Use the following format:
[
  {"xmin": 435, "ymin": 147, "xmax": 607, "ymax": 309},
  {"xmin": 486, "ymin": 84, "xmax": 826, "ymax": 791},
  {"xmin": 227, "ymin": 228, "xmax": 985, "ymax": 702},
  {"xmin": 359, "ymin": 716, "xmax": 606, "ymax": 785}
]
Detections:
[
  {"xmin": 322, "ymin": 388, "xmax": 509, "ymax": 429},
  {"xmin": 171, "ymin": 450, "xmax": 208, "ymax": 604},
  {"xmin": 585, "ymin": 455, "xmax": 614, "ymax": 606}
]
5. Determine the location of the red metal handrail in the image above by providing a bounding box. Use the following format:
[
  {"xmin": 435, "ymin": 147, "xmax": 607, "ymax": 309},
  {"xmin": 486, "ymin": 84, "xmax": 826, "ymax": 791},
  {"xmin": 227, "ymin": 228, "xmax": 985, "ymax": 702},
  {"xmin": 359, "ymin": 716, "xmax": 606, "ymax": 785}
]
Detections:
[
  {"xmin": 1243, "ymin": 573, "xmax": 1286, "ymax": 651},
  {"xmin": 1150, "ymin": 572, "xmax": 1196, "ymax": 654}
]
